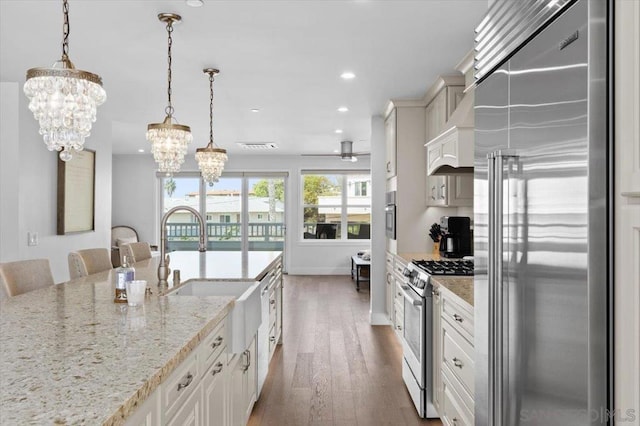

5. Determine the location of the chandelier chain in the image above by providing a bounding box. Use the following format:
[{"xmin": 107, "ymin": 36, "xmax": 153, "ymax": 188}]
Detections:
[
  {"xmin": 209, "ymin": 72, "xmax": 215, "ymax": 144},
  {"xmin": 165, "ymin": 21, "xmax": 174, "ymax": 117},
  {"xmin": 62, "ymin": 0, "xmax": 70, "ymax": 60}
]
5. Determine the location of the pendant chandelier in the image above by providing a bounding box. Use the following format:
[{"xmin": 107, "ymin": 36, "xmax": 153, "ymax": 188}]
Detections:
[
  {"xmin": 23, "ymin": 0, "xmax": 106, "ymax": 162},
  {"xmin": 196, "ymin": 68, "xmax": 228, "ymax": 186},
  {"xmin": 146, "ymin": 13, "xmax": 192, "ymax": 174}
]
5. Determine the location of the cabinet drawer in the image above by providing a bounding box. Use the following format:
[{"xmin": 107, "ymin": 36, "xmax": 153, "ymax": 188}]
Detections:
[
  {"xmin": 394, "ymin": 280, "xmax": 405, "ymax": 306},
  {"xmin": 162, "ymin": 350, "xmax": 199, "ymax": 421},
  {"xmin": 441, "ymin": 367, "xmax": 474, "ymax": 426},
  {"xmin": 393, "ymin": 257, "xmax": 407, "ymax": 280},
  {"xmin": 200, "ymin": 319, "xmax": 227, "ymax": 374},
  {"xmin": 442, "ymin": 292, "xmax": 474, "ymax": 341},
  {"xmin": 442, "ymin": 319, "xmax": 474, "ymax": 397}
]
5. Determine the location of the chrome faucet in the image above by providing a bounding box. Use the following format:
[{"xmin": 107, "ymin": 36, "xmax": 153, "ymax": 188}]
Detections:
[{"xmin": 158, "ymin": 205, "xmax": 206, "ymax": 287}]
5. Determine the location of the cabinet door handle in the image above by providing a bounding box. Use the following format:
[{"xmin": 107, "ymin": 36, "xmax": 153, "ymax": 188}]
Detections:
[
  {"xmin": 397, "ymin": 325, "xmax": 402, "ymax": 330},
  {"xmin": 452, "ymin": 417, "xmax": 458, "ymax": 426},
  {"xmin": 177, "ymin": 373, "xmax": 194, "ymax": 391},
  {"xmin": 452, "ymin": 357, "xmax": 464, "ymax": 368},
  {"xmin": 431, "ymin": 185, "xmax": 437, "ymax": 201},
  {"xmin": 453, "ymin": 313, "xmax": 463, "ymax": 323},
  {"xmin": 211, "ymin": 336, "xmax": 224, "ymax": 349},
  {"xmin": 440, "ymin": 184, "xmax": 446, "ymax": 200},
  {"xmin": 386, "ymin": 161, "xmax": 391, "ymax": 172},
  {"xmin": 270, "ymin": 299, "xmax": 276, "ymax": 305},
  {"xmin": 270, "ymin": 336, "xmax": 276, "ymax": 342},
  {"xmin": 211, "ymin": 362, "xmax": 223, "ymax": 376}
]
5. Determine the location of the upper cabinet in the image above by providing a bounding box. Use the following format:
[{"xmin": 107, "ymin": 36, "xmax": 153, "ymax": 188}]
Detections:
[
  {"xmin": 425, "ymin": 52, "xmax": 475, "ymax": 177},
  {"xmin": 425, "ymin": 77, "xmax": 465, "ymax": 142},
  {"xmin": 385, "ymin": 108, "xmax": 397, "ymax": 179}
]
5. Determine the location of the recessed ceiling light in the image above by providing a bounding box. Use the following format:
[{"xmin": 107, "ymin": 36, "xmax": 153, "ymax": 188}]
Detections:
[
  {"xmin": 333, "ymin": 149, "xmax": 340, "ymax": 153},
  {"xmin": 251, "ymin": 108, "xmax": 260, "ymax": 113},
  {"xmin": 186, "ymin": 0, "xmax": 204, "ymax": 7},
  {"xmin": 340, "ymin": 71, "xmax": 356, "ymax": 80},
  {"xmin": 337, "ymin": 106, "xmax": 349, "ymax": 113},
  {"xmin": 335, "ymin": 129, "xmax": 343, "ymax": 134},
  {"xmin": 138, "ymin": 149, "xmax": 145, "ymax": 153}
]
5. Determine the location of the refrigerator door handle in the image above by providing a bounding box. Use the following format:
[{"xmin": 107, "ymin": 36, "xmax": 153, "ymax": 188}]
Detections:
[{"xmin": 488, "ymin": 150, "xmax": 518, "ymax": 426}]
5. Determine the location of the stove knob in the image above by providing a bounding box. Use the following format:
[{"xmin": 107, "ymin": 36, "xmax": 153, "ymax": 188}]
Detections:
[
  {"xmin": 416, "ymin": 279, "xmax": 425, "ymax": 289},
  {"xmin": 402, "ymin": 267, "xmax": 411, "ymax": 277}
]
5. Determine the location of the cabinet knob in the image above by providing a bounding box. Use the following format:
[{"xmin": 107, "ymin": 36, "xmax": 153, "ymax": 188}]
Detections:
[
  {"xmin": 452, "ymin": 357, "xmax": 464, "ymax": 368},
  {"xmin": 211, "ymin": 336, "xmax": 224, "ymax": 349},
  {"xmin": 453, "ymin": 313, "xmax": 463, "ymax": 323},
  {"xmin": 211, "ymin": 362, "xmax": 223, "ymax": 376},
  {"xmin": 270, "ymin": 336, "xmax": 276, "ymax": 342},
  {"xmin": 177, "ymin": 373, "xmax": 194, "ymax": 391}
]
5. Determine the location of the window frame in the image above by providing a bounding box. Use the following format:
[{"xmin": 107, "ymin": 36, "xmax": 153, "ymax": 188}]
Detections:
[{"xmin": 300, "ymin": 170, "xmax": 371, "ymax": 242}]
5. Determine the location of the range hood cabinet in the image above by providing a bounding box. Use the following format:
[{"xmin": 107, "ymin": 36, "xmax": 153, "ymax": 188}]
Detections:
[{"xmin": 425, "ymin": 90, "xmax": 474, "ymax": 176}]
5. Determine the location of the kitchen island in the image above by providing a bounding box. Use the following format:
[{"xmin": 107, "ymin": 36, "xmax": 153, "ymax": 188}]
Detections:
[{"xmin": 0, "ymin": 250, "xmax": 282, "ymax": 425}]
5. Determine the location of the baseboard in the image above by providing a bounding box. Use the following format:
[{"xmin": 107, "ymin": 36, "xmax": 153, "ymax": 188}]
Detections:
[
  {"xmin": 287, "ymin": 266, "xmax": 352, "ymax": 275},
  {"xmin": 370, "ymin": 312, "xmax": 391, "ymax": 325}
]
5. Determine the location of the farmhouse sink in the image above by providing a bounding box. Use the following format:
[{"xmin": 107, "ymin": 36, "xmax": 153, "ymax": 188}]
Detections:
[{"xmin": 168, "ymin": 280, "xmax": 261, "ymax": 353}]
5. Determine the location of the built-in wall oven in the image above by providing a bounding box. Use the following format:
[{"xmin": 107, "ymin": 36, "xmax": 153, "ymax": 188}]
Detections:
[{"xmin": 385, "ymin": 191, "xmax": 396, "ymax": 240}]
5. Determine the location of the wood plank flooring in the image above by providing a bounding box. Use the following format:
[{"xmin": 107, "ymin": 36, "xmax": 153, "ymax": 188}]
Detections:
[{"xmin": 248, "ymin": 275, "xmax": 442, "ymax": 426}]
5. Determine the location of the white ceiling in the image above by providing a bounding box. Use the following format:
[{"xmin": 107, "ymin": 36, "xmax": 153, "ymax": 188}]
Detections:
[{"xmin": 0, "ymin": 0, "xmax": 486, "ymax": 157}]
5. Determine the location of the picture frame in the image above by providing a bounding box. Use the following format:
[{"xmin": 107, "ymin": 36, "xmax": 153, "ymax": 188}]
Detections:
[{"xmin": 57, "ymin": 149, "xmax": 95, "ymax": 235}]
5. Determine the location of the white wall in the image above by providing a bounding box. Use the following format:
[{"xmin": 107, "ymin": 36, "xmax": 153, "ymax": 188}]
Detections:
[
  {"xmin": 369, "ymin": 115, "xmax": 387, "ymax": 324},
  {"xmin": 112, "ymin": 151, "xmax": 373, "ymax": 276},
  {"xmin": 0, "ymin": 82, "xmax": 112, "ymax": 283}
]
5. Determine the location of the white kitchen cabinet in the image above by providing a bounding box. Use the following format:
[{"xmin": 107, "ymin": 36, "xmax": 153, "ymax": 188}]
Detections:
[
  {"xmin": 425, "ymin": 78, "xmax": 465, "ymax": 142},
  {"xmin": 385, "ymin": 252, "xmax": 394, "ymax": 321},
  {"xmin": 229, "ymin": 336, "xmax": 257, "ymax": 426},
  {"xmin": 385, "ymin": 108, "xmax": 397, "ymax": 179},
  {"xmin": 166, "ymin": 382, "xmax": 201, "ymax": 426},
  {"xmin": 385, "ymin": 102, "xmax": 430, "ymax": 254},
  {"xmin": 124, "ymin": 387, "xmax": 162, "ymax": 426},
  {"xmin": 202, "ymin": 357, "xmax": 227, "ymax": 426},
  {"xmin": 433, "ymin": 286, "xmax": 474, "ymax": 422},
  {"xmin": 426, "ymin": 174, "xmax": 473, "ymax": 207}
]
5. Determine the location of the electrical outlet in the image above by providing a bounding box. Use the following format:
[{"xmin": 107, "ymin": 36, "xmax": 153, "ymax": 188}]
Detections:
[{"xmin": 27, "ymin": 232, "xmax": 38, "ymax": 246}]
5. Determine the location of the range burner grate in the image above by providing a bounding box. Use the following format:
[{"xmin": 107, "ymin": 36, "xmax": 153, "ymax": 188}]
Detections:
[{"xmin": 412, "ymin": 259, "xmax": 474, "ymax": 276}]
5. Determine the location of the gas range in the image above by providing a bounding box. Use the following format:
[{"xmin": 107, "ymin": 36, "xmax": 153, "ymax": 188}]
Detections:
[
  {"xmin": 413, "ymin": 259, "xmax": 474, "ymax": 276},
  {"xmin": 402, "ymin": 259, "xmax": 474, "ymax": 297}
]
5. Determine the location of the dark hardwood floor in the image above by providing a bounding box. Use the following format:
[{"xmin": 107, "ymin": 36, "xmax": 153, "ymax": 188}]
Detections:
[{"xmin": 248, "ymin": 275, "xmax": 442, "ymax": 426}]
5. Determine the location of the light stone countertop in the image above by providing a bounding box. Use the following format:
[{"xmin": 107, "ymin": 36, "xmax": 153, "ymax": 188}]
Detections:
[
  {"xmin": 0, "ymin": 251, "xmax": 281, "ymax": 425},
  {"xmin": 397, "ymin": 251, "xmax": 474, "ymax": 307}
]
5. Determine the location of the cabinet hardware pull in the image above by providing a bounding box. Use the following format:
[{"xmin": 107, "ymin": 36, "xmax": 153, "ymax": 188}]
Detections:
[
  {"xmin": 177, "ymin": 373, "xmax": 194, "ymax": 391},
  {"xmin": 452, "ymin": 417, "xmax": 458, "ymax": 425},
  {"xmin": 211, "ymin": 362, "xmax": 223, "ymax": 376},
  {"xmin": 452, "ymin": 358, "xmax": 464, "ymax": 368},
  {"xmin": 453, "ymin": 313, "xmax": 463, "ymax": 322},
  {"xmin": 270, "ymin": 299, "xmax": 276, "ymax": 305},
  {"xmin": 270, "ymin": 336, "xmax": 276, "ymax": 342},
  {"xmin": 211, "ymin": 336, "xmax": 223, "ymax": 349},
  {"xmin": 397, "ymin": 325, "xmax": 402, "ymax": 330}
]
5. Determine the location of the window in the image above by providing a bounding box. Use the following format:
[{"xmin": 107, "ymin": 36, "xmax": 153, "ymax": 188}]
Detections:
[
  {"xmin": 301, "ymin": 171, "xmax": 371, "ymax": 240},
  {"xmin": 159, "ymin": 172, "xmax": 286, "ymax": 253}
]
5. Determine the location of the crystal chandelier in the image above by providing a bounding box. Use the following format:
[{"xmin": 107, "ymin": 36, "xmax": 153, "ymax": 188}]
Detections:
[
  {"xmin": 196, "ymin": 69, "xmax": 228, "ymax": 186},
  {"xmin": 23, "ymin": 0, "xmax": 106, "ymax": 162},
  {"xmin": 146, "ymin": 13, "xmax": 192, "ymax": 174}
]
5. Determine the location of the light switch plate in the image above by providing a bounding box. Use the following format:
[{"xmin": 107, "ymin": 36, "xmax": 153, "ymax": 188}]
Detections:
[{"xmin": 27, "ymin": 232, "xmax": 38, "ymax": 246}]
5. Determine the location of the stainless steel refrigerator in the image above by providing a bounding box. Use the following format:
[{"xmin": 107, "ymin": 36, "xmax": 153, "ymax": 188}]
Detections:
[{"xmin": 474, "ymin": 0, "xmax": 611, "ymax": 425}]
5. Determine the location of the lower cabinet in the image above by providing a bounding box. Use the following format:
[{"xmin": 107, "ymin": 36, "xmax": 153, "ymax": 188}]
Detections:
[
  {"xmin": 433, "ymin": 286, "xmax": 474, "ymax": 424},
  {"xmin": 125, "ymin": 315, "xmax": 259, "ymax": 426},
  {"xmin": 229, "ymin": 336, "xmax": 257, "ymax": 426}
]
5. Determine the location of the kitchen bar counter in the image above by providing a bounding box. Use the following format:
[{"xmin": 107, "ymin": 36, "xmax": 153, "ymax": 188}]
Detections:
[
  {"xmin": 0, "ymin": 251, "xmax": 281, "ymax": 425},
  {"xmin": 398, "ymin": 251, "xmax": 474, "ymax": 307}
]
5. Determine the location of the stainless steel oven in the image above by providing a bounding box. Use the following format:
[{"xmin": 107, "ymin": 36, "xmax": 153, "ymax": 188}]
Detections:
[
  {"xmin": 385, "ymin": 191, "xmax": 396, "ymax": 240},
  {"xmin": 400, "ymin": 262, "xmax": 436, "ymax": 418}
]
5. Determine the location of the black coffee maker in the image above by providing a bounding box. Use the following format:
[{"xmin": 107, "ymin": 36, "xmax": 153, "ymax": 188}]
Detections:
[{"xmin": 439, "ymin": 216, "xmax": 472, "ymax": 258}]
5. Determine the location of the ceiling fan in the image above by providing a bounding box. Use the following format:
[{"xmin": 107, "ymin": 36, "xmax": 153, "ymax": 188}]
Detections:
[{"xmin": 302, "ymin": 140, "xmax": 370, "ymax": 162}]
